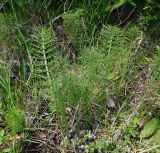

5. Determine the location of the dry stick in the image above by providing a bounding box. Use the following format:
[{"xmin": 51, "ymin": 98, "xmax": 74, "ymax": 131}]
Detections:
[
  {"xmin": 52, "ymin": 16, "xmax": 75, "ymax": 64},
  {"xmin": 0, "ymin": 0, "xmax": 8, "ymax": 12},
  {"xmin": 136, "ymin": 145, "xmax": 160, "ymax": 153}
]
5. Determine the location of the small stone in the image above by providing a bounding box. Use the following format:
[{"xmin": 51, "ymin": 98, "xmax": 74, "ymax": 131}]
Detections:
[
  {"xmin": 88, "ymin": 134, "xmax": 96, "ymax": 141},
  {"xmin": 49, "ymin": 139, "xmax": 55, "ymax": 146},
  {"xmin": 79, "ymin": 145, "xmax": 85, "ymax": 149},
  {"xmin": 107, "ymin": 97, "xmax": 117, "ymax": 109}
]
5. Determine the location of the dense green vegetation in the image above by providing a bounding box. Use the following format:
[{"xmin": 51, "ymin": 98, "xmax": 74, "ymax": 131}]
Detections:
[{"xmin": 0, "ymin": 0, "xmax": 160, "ymax": 152}]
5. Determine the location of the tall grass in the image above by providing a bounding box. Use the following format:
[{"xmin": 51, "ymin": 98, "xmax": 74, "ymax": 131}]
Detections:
[{"xmin": 0, "ymin": 61, "xmax": 13, "ymax": 105}]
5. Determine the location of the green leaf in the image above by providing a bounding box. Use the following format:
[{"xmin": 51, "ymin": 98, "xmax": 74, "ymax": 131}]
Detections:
[
  {"xmin": 112, "ymin": 0, "xmax": 136, "ymax": 11},
  {"xmin": 49, "ymin": 104, "xmax": 57, "ymax": 113},
  {"xmin": 140, "ymin": 118, "xmax": 159, "ymax": 138},
  {"xmin": 150, "ymin": 130, "xmax": 160, "ymax": 144},
  {"xmin": 2, "ymin": 147, "xmax": 12, "ymax": 153},
  {"xmin": 127, "ymin": 0, "xmax": 136, "ymax": 6},
  {"xmin": 0, "ymin": 102, "xmax": 2, "ymax": 108},
  {"xmin": 112, "ymin": 0, "xmax": 127, "ymax": 10},
  {"xmin": 0, "ymin": 129, "xmax": 4, "ymax": 144},
  {"xmin": 0, "ymin": 129, "xmax": 4, "ymax": 137},
  {"xmin": 107, "ymin": 73, "xmax": 118, "ymax": 81}
]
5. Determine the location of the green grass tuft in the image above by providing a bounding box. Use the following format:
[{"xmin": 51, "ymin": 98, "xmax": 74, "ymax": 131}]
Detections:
[{"xmin": 5, "ymin": 106, "xmax": 24, "ymax": 134}]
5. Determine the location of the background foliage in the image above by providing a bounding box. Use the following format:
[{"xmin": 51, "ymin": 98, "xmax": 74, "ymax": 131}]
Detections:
[{"xmin": 0, "ymin": 0, "xmax": 160, "ymax": 152}]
